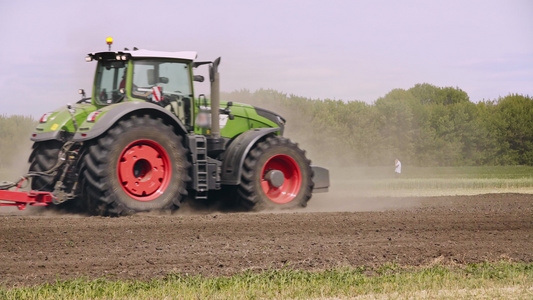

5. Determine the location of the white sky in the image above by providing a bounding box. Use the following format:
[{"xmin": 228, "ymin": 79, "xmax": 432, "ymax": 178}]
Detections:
[{"xmin": 0, "ymin": 0, "xmax": 531, "ymax": 117}]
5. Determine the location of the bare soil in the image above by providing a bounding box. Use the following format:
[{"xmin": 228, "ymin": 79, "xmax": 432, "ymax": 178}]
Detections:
[{"xmin": 1, "ymin": 193, "xmax": 532, "ymax": 287}]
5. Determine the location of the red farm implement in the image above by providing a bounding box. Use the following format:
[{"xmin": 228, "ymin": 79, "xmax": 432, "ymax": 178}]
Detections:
[{"xmin": 0, "ymin": 178, "xmax": 54, "ymax": 210}]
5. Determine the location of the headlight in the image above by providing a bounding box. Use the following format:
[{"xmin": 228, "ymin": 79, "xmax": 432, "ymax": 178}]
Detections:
[
  {"xmin": 39, "ymin": 112, "xmax": 54, "ymax": 123},
  {"xmin": 87, "ymin": 111, "xmax": 102, "ymax": 122}
]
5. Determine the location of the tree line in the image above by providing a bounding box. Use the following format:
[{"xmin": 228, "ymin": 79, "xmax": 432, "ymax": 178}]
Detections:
[{"xmin": 223, "ymin": 84, "xmax": 533, "ymax": 167}]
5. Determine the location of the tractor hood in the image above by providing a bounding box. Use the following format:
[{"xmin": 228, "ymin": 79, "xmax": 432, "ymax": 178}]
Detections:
[
  {"xmin": 252, "ymin": 106, "xmax": 286, "ymax": 132},
  {"xmin": 196, "ymin": 100, "xmax": 286, "ymax": 138}
]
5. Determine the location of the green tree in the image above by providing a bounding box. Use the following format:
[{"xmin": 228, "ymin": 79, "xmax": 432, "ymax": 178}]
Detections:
[{"xmin": 495, "ymin": 94, "xmax": 533, "ymax": 165}]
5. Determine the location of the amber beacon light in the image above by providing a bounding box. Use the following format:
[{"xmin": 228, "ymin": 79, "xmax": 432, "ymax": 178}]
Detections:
[{"xmin": 106, "ymin": 37, "xmax": 113, "ymax": 51}]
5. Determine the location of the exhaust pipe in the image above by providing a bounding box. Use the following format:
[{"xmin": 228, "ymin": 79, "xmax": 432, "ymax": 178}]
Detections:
[{"xmin": 209, "ymin": 57, "xmax": 221, "ymax": 138}]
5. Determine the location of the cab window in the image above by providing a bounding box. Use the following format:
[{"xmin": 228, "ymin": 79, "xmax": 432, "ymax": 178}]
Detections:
[
  {"xmin": 94, "ymin": 61, "xmax": 127, "ymax": 104},
  {"xmin": 132, "ymin": 60, "xmax": 193, "ymax": 128},
  {"xmin": 132, "ymin": 60, "xmax": 191, "ymax": 99}
]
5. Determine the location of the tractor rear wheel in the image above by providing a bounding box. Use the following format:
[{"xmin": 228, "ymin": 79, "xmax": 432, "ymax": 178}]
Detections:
[
  {"xmin": 28, "ymin": 140, "xmax": 63, "ymax": 191},
  {"xmin": 81, "ymin": 115, "xmax": 189, "ymax": 215},
  {"xmin": 237, "ymin": 136, "xmax": 313, "ymax": 210}
]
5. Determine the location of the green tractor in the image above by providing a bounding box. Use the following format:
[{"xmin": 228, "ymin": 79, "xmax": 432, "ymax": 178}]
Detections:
[{"xmin": 2, "ymin": 40, "xmax": 329, "ymax": 215}]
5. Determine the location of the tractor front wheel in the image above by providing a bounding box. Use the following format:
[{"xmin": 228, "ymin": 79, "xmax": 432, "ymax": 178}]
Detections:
[
  {"xmin": 81, "ymin": 115, "xmax": 189, "ymax": 215},
  {"xmin": 237, "ymin": 136, "xmax": 313, "ymax": 210}
]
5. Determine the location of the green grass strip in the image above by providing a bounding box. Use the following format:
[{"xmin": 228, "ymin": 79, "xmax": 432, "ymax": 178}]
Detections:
[{"xmin": 1, "ymin": 262, "xmax": 532, "ymax": 299}]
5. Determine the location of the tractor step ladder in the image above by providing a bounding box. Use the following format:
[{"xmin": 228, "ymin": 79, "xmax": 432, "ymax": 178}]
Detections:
[{"xmin": 194, "ymin": 135, "xmax": 208, "ymax": 200}]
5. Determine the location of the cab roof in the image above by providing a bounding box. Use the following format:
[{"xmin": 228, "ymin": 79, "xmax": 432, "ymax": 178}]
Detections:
[{"xmin": 89, "ymin": 49, "xmax": 198, "ymax": 61}]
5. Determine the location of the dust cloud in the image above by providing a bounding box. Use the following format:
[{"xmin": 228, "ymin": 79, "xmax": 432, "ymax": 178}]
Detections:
[
  {"xmin": 0, "ymin": 138, "xmax": 35, "ymax": 216},
  {"xmin": 0, "ymin": 120, "xmax": 33, "ymax": 175},
  {"xmin": 221, "ymin": 91, "xmax": 422, "ymax": 213},
  {"xmin": 306, "ymin": 176, "xmax": 422, "ymax": 213}
]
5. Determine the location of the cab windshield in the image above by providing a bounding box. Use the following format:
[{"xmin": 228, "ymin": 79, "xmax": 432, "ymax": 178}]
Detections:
[
  {"xmin": 131, "ymin": 60, "xmax": 192, "ymax": 100},
  {"xmin": 94, "ymin": 60, "xmax": 127, "ymax": 105}
]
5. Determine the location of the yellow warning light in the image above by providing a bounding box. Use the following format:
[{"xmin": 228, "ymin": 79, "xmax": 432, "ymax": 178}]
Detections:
[{"xmin": 106, "ymin": 37, "xmax": 113, "ymax": 45}]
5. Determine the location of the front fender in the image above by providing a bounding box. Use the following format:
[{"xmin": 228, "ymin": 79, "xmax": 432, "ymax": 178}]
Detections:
[
  {"xmin": 31, "ymin": 104, "xmax": 95, "ymax": 142},
  {"xmin": 220, "ymin": 127, "xmax": 280, "ymax": 185},
  {"xmin": 72, "ymin": 101, "xmax": 188, "ymax": 142}
]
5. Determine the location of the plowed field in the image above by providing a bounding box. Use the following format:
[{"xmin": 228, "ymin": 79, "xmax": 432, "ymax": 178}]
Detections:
[{"xmin": 1, "ymin": 193, "xmax": 532, "ymax": 287}]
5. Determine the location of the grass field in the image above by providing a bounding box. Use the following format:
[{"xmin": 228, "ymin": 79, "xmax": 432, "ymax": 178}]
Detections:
[
  {"xmin": 336, "ymin": 165, "xmax": 533, "ymax": 180},
  {"xmin": 1, "ymin": 262, "xmax": 532, "ymax": 299},
  {"xmin": 332, "ymin": 165, "xmax": 533, "ymax": 197}
]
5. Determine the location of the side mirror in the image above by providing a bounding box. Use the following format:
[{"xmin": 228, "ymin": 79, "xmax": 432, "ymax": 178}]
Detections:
[
  {"xmin": 193, "ymin": 75, "xmax": 205, "ymax": 82},
  {"xmin": 78, "ymin": 89, "xmax": 86, "ymax": 98},
  {"xmin": 198, "ymin": 94, "xmax": 208, "ymax": 108}
]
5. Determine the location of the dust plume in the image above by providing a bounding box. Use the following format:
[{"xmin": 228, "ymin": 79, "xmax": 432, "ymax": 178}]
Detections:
[
  {"xmin": 0, "ymin": 135, "xmax": 35, "ymax": 216},
  {"xmin": 305, "ymin": 169, "xmax": 422, "ymax": 213},
  {"xmin": 221, "ymin": 90, "xmax": 422, "ymax": 212}
]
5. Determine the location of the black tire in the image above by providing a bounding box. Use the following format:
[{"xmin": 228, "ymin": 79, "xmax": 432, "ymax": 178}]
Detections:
[
  {"xmin": 28, "ymin": 140, "xmax": 83, "ymax": 212},
  {"xmin": 237, "ymin": 135, "xmax": 313, "ymax": 210},
  {"xmin": 28, "ymin": 140, "xmax": 63, "ymax": 191},
  {"xmin": 81, "ymin": 115, "xmax": 189, "ymax": 215}
]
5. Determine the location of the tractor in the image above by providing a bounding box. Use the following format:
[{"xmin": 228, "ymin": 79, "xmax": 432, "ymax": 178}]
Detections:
[{"xmin": 0, "ymin": 38, "xmax": 329, "ymax": 215}]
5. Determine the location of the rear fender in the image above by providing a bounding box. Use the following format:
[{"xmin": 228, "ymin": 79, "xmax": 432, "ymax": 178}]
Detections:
[
  {"xmin": 72, "ymin": 101, "xmax": 188, "ymax": 142},
  {"xmin": 220, "ymin": 127, "xmax": 280, "ymax": 185}
]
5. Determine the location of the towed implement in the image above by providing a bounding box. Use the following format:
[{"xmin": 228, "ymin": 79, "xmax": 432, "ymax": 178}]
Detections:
[{"xmin": 0, "ymin": 38, "xmax": 329, "ymax": 215}]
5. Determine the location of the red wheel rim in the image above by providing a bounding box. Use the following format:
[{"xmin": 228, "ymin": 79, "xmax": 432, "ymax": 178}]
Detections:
[
  {"xmin": 261, "ymin": 154, "xmax": 302, "ymax": 204},
  {"xmin": 117, "ymin": 140, "xmax": 171, "ymax": 201}
]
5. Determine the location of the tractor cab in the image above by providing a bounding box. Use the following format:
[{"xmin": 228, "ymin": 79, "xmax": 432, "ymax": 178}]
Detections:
[{"xmin": 87, "ymin": 49, "xmax": 198, "ymax": 130}]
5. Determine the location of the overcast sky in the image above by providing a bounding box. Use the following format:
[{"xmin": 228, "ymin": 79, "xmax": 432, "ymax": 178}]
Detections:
[{"xmin": 0, "ymin": 0, "xmax": 531, "ymax": 117}]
